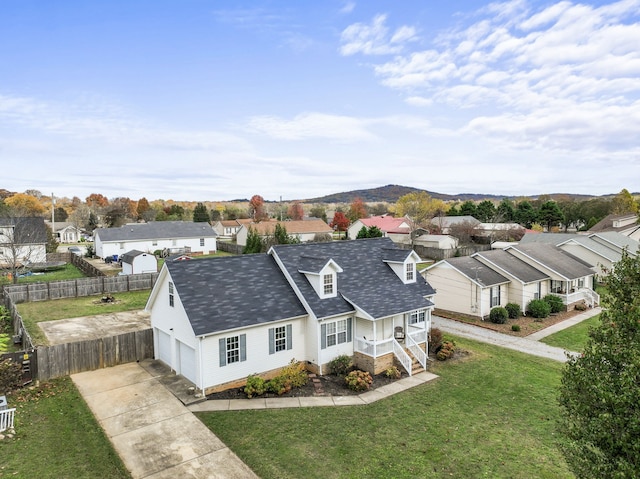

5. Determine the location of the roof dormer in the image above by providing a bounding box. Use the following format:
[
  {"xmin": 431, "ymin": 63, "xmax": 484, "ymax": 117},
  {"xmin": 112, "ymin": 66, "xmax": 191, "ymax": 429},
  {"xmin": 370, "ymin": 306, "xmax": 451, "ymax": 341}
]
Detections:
[
  {"xmin": 382, "ymin": 248, "xmax": 421, "ymax": 284},
  {"xmin": 298, "ymin": 255, "xmax": 343, "ymax": 299}
]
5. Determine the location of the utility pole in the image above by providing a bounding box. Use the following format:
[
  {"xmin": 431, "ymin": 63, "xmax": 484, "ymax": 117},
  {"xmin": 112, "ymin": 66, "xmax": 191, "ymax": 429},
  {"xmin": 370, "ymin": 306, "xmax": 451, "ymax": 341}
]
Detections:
[{"xmin": 51, "ymin": 192, "xmax": 56, "ymax": 243}]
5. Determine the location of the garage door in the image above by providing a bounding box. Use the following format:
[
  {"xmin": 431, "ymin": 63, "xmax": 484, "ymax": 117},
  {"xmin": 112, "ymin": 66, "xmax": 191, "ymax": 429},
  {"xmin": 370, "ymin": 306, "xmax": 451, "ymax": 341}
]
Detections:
[
  {"xmin": 157, "ymin": 329, "xmax": 172, "ymax": 366},
  {"xmin": 178, "ymin": 341, "xmax": 197, "ymax": 384}
]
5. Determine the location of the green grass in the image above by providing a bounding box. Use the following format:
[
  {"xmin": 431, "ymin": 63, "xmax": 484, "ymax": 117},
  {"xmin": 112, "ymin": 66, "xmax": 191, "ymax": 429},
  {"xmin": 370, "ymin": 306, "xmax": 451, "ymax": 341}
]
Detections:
[
  {"xmin": 0, "ymin": 263, "xmax": 86, "ymax": 286},
  {"xmin": 540, "ymin": 314, "xmax": 601, "ymax": 352},
  {"xmin": 197, "ymin": 337, "xmax": 573, "ymax": 479},
  {"xmin": 0, "ymin": 333, "xmax": 9, "ymax": 353},
  {"xmin": 0, "ymin": 377, "xmax": 130, "ymax": 478},
  {"xmin": 17, "ymin": 290, "xmax": 151, "ymax": 346}
]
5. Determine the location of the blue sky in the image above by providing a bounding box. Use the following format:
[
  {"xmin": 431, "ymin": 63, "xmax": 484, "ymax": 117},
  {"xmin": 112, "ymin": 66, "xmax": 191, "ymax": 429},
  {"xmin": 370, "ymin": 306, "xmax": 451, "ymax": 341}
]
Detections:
[{"xmin": 1, "ymin": 0, "xmax": 638, "ymax": 202}]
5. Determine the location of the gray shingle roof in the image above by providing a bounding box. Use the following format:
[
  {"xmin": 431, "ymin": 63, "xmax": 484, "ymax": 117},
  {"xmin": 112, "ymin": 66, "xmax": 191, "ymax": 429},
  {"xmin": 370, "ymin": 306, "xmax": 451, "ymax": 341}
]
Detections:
[
  {"xmin": 474, "ymin": 249, "xmax": 549, "ymax": 283},
  {"xmin": 271, "ymin": 237, "xmax": 435, "ymax": 320},
  {"xmin": 519, "ymin": 232, "xmax": 579, "ymax": 245},
  {"xmin": 508, "ymin": 243, "xmax": 594, "ymax": 279},
  {"xmin": 120, "ymin": 249, "xmax": 145, "ymax": 263},
  {"xmin": 443, "ymin": 256, "xmax": 510, "ymax": 287},
  {"xmin": 0, "ymin": 217, "xmax": 47, "ymax": 244},
  {"xmin": 167, "ymin": 255, "xmax": 307, "ymax": 336},
  {"xmin": 589, "ymin": 232, "xmax": 640, "ymax": 254},
  {"xmin": 96, "ymin": 221, "xmax": 217, "ymax": 242}
]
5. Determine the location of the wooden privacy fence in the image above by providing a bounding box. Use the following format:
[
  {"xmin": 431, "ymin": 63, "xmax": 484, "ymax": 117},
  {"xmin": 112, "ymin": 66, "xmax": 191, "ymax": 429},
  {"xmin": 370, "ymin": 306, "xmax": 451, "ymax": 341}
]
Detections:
[
  {"xmin": 36, "ymin": 329, "xmax": 154, "ymax": 381},
  {"xmin": 410, "ymin": 243, "xmax": 491, "ymax": 261},
  {"xmin": 3, "ymin": 272, "xmax": 159, "ymax": 303}
]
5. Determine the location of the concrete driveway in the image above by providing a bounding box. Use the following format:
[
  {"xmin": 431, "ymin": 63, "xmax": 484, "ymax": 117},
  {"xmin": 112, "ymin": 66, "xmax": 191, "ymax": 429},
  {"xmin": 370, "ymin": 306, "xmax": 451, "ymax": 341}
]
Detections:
[{"xmin": 72, "ymin": 361, "xmax": 258, "ymax": 479}]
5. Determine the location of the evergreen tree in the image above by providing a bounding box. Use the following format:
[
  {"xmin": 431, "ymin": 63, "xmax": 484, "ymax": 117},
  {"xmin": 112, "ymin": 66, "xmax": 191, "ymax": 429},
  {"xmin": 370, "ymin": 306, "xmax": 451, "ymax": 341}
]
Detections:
[
  {"xmin": 193, "ymin": 202, "xmax": 210, "ymax": 222},
  {"xmin": 559, "ymin": 250, "xmax": 640, "ymax": 478},
  {"xmin": 243, "ymin": 227, "xmax": 263, "ymax": 254}
]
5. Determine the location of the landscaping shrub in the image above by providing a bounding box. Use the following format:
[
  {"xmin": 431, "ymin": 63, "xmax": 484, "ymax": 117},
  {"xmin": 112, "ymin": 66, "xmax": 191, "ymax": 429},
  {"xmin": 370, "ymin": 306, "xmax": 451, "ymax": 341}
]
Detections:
[
  {"xmin": 266, "ymin": 375, "xmax": 291, "ymax": 395},
  {"xmin": 328, "ymin": 354, "xmax": 352, "ymax": 376},
  {"xmin": 278, "ymin": 359, "xmax": 308, "ymax": 388},
  {"xmin": 243, "ymin": 375, "xmax": 267, "ymax": 398},
  {"xmin": 527, "ymin": 299, "xmax": 551, "ymax": 318},
  {"xmin": 0, "ymin": 358, "xmax": 22, "ymax": 393},
  {"xmin": 574, "ymin": 300, "xmax": 588, "ymax": 311},
  {"xmin": 436, "ymin": 340, "xmax": 456, "ymax": 361},
  {"xmin": 345, "ymin": 370, "xmax": 373, "ymax": 392},
  {"xmin": 505, "ymin": 302, "xmax": 522, "ymax": 319},
  {"xmin": 489, "ymin": 307, "xmax": 508, "ymax": 324},
  {"xmin": 511, "ymin": 324, "xmax": 521, "ymax": 332},
  {"xmin": 428, "ymin": 328, "xmax": 443, "ymax": 353},
  {"xmin": 384, "ymin": 366, "xmax": 401, "ymax": 380},
  {"xmin": 543, "ymin": 294, "xmax": 564, "ymax": 313}
]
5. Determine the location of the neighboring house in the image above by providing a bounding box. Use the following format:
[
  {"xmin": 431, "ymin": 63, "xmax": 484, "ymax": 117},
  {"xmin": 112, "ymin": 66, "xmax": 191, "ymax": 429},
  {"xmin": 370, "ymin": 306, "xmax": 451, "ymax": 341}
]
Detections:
[
  {"xmin": 474, "ymin": 223, "xmax": 526, "ymax": 243},
  {"xmin": 413, "ymin": 234, "xmax": 458, "ymax": 250},
  {"xmin": 120, "ymin": 250, "xmax": 158, "ymax": 275},
  {"xmin": 424, "ymin": 242, "xmax": 598, "ymax": 319},
  {"xmin": 146, "ymin": 237, "xmax": 436, "ymax": 394},
  {"xmin": 235, "ymin": 219, "xmax": 333, "ymax": 247},
  {"xmin": 94, "ymin": 221, "xmax": 217, "ymax": 259},
  {"xmin": 0, "ymin": 217, "xmax": 47, "ymax": 267},
  {"xmin": 519, "ymin": 231, "xmax": 639, "ymax": 278},
  {"xmin": 430, "ymin": 216, "xmax": 480, "ymax": 234},
  {"xmin": 45, "ymin": 221, "xmax": 85, "ymax": 243},
  {"xmin": 212, "ymin": 218, "xmax": 253, "ymax": 240},
  {"xmin": 588, "ymin": 214, "xmax": 640, "ymax": 241},
  {"xmin": 347, "ymin": 215, "xmax": 413, "ymax": 243}
]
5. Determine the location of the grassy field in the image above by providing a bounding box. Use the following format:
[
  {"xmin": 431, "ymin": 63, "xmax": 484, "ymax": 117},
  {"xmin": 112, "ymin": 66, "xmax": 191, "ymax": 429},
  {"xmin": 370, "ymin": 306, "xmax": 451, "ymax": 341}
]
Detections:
[
  {"xmin": 540, "ymin": 314, "xmax": 601, "ymax": 352},
  {"xmin": 16, "ymin": 290, "xmax": 151, "ymax": 346},
  {"xmin": 0, "ymin": 263, "xmax": 86, "ymax": 286},
  {"xmin": 0, "ymin": 377, "xmax": 131, "ymax": 478},
  {"xmin": 198, "ymin": 337, "xmax": 573, "ymax": 479}
]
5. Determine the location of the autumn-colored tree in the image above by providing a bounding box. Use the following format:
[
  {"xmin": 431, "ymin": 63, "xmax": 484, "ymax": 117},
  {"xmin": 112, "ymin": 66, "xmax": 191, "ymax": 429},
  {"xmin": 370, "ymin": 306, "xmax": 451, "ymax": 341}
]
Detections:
[
  {"xmin": 86, "ymin": 193, "xmax": 109, "ymax": 208},
  {"xmin": 347, "ymin": 197, "xmax": 368, "ymax": 222},
  {"xmin": 288, "ymin": 201, "xmax": 305, "ymax": 221},
  {"xmin": 330, "ymin": 211, "xmax": 350, "ymax": 238},
  {"xmin": 5, "ymin": 193, "xmax": 46, "ymax": 215},
  {"xmin": 249, "ymin": 195, "xmax": 267, "ymax": 221},
  {"xmin": 309, "ymin": 205, "xmax": 327, "ymax": 223},
  {"xmin": 395, "ymin": 192, "xmax": 447, "ymax": 235},
  {"xmin": 611, "ymin": 188, "xmax": 639, "ymax": 215},
  {"xmin": 137, "ymin": 197, "xmax": 151, "ymax": 220}
]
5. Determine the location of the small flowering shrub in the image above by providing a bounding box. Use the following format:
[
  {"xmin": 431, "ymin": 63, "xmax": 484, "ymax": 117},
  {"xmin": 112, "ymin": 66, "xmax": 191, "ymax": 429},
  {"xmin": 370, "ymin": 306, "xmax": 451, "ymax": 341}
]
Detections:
[
  {"xmin": 384, "ymin": 366, "xmax": 401, "ymax": 380},
  {"xmin": 244, "ymin": 359, "xmax": 308, "ymax": 398},
  {"xmin": 436, "ymin": 340, "xmax": 456, "ymax": 361},
  {"xmin": 345, "ymin": 370, "xmax": 373, "ymax": 392}
]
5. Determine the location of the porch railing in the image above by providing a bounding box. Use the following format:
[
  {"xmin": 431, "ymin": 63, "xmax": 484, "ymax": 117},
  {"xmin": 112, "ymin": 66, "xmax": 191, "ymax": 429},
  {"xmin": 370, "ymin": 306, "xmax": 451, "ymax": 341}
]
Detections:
[
  {"xmin": 0, "ymin": 408, "xmax": 16, "ymax": 433},
  {"xmin": 392, "ymin": 339, "xmax": 413, "ymax": 376},
  {"xmin": 406, "ymin": 333, "xmax": 427, "ymax": 371},
  {"xmin": 354, "ymin": 337, "xmax": 393, "ymax": 358},
  {"xmin": 566, "ymin": 288, "xmax": 600, "ymax": 308}
]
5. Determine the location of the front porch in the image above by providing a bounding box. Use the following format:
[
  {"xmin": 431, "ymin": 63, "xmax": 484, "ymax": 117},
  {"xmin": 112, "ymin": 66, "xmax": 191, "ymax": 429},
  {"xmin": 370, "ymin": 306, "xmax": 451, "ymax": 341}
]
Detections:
[
  {"xmin": 353, "ymin": 316, "xmax": 430, "ymax": 377},
  {"xmin": 550, "ymin": 280, "xmax": 600, "ymax": 309}
]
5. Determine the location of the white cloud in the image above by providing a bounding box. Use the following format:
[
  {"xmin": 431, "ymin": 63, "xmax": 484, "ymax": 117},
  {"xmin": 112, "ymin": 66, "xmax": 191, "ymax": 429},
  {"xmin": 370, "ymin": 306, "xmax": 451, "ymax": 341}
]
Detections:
[
  {"xmin": 248, "ymin": 112, "xmax": 376, "ymax": 141},
  {"xmin": 339, "ymin": 14, "xmax": 417, "ymax": 56},
  {"xmin": 340, "ymin": 1, "xmax": 356, "ymax": 14}
]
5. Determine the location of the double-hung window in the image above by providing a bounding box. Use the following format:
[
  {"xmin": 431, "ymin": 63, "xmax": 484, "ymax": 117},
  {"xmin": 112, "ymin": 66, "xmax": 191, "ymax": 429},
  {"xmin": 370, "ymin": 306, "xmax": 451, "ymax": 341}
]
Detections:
[
  {"xmin": 200, "ymin": 238, "xmax": 205, "ymax": 247},
  {"xmin": 409, "ymin": 310, "xmax": 426, "ymax": 324},
  {"xmin": 219, "ymin": 334, "xmax": 246, "ymax": 366},
  {"xmin": 490, "ymin": 286, "xmax": 500, "ymax": 308},
  {"xmin": 321, "ymin": 318, "xmax": 352, "ymax": 349},
  {"xmin": 269, "ymin": 324, "xmax": 293, "ymax": 354},
  {"xmin": 168, "ymin": 282, "xmax": 174, "ymax": 307},
  {"xmin": 323, "ymin": 274, "xmax": 334, "ymax": 295},
  {"xmin": 406, "ymin": 262, "xmax": 415, "ymax": 282}
]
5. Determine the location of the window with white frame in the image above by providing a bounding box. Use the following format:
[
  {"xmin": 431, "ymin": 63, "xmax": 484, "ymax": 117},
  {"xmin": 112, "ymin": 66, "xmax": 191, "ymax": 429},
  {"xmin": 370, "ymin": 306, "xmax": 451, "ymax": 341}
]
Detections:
[
  {"xmin": 219, "ymin": 334, "xmax": 246, "ymax": 366},
  {"xmin": 152, "ymin": 240, "xmax": 158, "ymax": 246},
  {"xmin": 321, "ymin": 318, "xmax": 352, "ymax": 349},
  {"xmin": 200, "ymin": 238, "xmax": 205, "ymax": 247},
  {"xmin": 409, "ymin": 310, "xmax": 426, "ymax": 324},
  {"xmin": 534, "ymin": 282, "xmax": 541, "ymax": 300},
  {"xmin": 578, "ymin": 278, "xmax": 584, "ymax": 288},
  {"xmin": 323, "ymin": 273, "xmax": 334, "ymax": 295},
  {"xmin": 168, "ymin": 282, "xmax": 174, "ymax": 307},
  {"xmin": 406, "ymin": 262, "xmax": 415, "ymax": 281},
  {"xmin": 490, "ymin": 286, "xmax": 500, "ymax": 307},
  {"xmin": 269, "ymin": 324, "xmax": 292, "ymax": 354}
]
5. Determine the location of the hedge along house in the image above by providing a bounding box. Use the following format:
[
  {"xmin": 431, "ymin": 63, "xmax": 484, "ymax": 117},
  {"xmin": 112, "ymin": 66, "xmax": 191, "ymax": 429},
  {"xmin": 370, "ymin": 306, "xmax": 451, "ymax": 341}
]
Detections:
[
  {"xmin": 146, "ymin": 237, "xmax": 436, "ymax": 394},
  {"xmin": 94, "ymin": 221, "xmax": 217, "ymax": 260}
]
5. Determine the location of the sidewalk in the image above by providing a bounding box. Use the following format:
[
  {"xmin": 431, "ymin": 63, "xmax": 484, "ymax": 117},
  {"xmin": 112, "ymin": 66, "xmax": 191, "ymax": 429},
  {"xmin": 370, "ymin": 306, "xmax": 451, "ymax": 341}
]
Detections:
[
  {"xmin": 188, "ymin": 370, "xmax": 439, "ymax": 413},
  {"xmin": 526, "ymin": 307, "xmax": 601, "ymax": 340}
]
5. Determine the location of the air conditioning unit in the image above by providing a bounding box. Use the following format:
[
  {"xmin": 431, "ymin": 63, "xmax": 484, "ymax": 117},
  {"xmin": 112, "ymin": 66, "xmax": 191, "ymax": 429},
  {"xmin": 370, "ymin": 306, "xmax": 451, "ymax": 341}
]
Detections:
[{"xmin": 0, "ymin": 395, "xmax": 7, "ymax": 411}]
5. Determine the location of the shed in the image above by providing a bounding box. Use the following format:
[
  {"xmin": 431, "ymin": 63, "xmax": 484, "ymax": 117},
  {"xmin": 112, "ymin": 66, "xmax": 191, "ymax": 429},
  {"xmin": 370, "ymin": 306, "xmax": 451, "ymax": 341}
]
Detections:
[{"xmin": 121, "ymin": 250, "xmax": 158, "ymax": 275}]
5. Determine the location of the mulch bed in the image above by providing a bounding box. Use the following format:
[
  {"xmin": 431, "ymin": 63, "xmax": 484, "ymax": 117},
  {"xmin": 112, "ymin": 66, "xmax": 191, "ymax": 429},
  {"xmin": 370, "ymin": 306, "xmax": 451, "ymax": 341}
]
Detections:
[
  {"xmin": 206, "ymin": 371, "xmax": 406, "ymax": 401},
  {"xmin": 435, "ymin": 307, "xmax": 592, "ymax": 337}
]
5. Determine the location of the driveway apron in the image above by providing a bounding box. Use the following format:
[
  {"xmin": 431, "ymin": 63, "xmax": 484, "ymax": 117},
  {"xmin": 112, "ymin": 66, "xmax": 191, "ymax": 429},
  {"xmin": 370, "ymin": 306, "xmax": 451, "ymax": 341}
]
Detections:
[{"xmin": 71, "ymin": 362, "xmax": 258, "ymax": 479}]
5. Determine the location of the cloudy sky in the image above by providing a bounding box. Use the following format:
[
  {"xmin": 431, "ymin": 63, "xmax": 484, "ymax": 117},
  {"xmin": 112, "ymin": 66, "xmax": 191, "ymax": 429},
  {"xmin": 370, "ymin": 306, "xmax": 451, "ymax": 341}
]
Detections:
[{"xmin": 1, "ymin": 0, "xmax": 638, "ymax": 202}]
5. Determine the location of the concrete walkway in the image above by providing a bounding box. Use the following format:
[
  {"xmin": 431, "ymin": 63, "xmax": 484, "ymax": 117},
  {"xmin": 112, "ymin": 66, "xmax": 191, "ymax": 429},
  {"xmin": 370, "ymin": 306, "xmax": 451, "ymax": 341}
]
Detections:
[
  {"xmin": 188, "ymin": 370, "xmax": 439, "ymax": 413},
  {"xmin": 71, "ymin": 361, "xmax": 258, "ymax": 479},
  {"xmin": 432, "ymin": 307, "xmax": 602, "ymax": 362}
]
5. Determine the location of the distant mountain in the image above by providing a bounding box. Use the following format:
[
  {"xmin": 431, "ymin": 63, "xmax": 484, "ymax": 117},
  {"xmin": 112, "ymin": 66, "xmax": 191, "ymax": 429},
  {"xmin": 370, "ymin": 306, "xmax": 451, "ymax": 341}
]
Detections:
[{"xmin": 303, "ymin": 184, "xmax": 601, "ymax": 204}]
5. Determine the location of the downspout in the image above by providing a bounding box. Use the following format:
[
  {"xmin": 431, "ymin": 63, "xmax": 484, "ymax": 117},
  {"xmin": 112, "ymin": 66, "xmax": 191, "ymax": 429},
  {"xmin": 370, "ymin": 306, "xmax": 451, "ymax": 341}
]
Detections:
[{"xmin": 199, "ymin": 336, "xmax": 205, "ymax": 397}]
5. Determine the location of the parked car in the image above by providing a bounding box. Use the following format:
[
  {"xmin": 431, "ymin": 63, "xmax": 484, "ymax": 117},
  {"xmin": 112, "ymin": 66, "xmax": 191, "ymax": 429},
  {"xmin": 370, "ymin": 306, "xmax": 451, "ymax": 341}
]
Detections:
[{"xmin": 68, "ymin": 246, "xmax": 83, "ymax": 256}]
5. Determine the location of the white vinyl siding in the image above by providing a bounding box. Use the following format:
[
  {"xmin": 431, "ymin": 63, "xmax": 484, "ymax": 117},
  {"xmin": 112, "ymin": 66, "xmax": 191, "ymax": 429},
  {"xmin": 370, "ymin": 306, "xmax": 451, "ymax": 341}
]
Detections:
[
  {"xmin": 219, "ymin": 334, "xmax": 246, "ymax": 367},
  {"xmin": 321, "ymin": 318, "xmax": 352, "ymax": 349}
]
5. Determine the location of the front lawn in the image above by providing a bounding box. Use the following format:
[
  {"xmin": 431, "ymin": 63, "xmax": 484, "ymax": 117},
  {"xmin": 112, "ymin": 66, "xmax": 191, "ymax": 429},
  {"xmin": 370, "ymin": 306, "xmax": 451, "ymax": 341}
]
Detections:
[
  {"xmin": 540, "ymin": 314, "xmax": 601, "ymax": 352},
  {"xmin": 0, "ymin": 377, "xmax": 130, "ymax": 478},
  {"xmin": 198, "ymin": 337, "xmax": 573, "ymax": 479},
  {"xmin": 16, "ymin": 290, "xmax": 151, "ymax": 346}
]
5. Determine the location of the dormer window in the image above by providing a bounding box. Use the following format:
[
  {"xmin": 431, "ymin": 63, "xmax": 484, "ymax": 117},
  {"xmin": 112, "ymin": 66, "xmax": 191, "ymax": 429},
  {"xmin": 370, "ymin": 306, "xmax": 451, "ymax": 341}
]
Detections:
[
  {"xmin": 406, "ymin": 262, "xmax": 415, "ymax": 282},
  {"xmin": 323, "ymin": 274, "xmax": 334, "ymax": 295}
]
